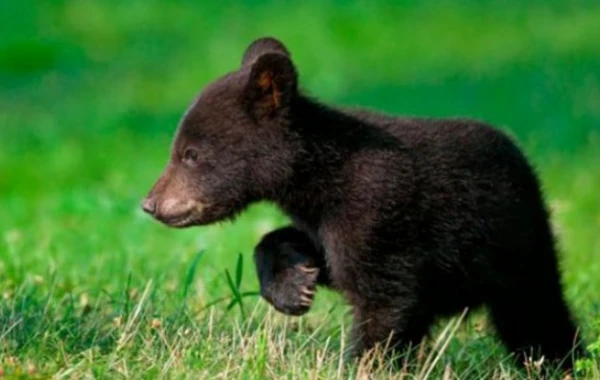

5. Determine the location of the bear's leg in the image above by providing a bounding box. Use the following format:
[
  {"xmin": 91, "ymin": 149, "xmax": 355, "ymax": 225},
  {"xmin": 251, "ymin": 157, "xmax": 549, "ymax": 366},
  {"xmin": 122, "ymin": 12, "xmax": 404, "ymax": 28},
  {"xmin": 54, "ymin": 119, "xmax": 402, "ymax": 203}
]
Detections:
[
  {"xmin": 253, "ymin": 226, "xmax": 331, "ymax": 316},
  {"xmin": 349, "ymin": 300, "xmax": 433, "ymax": 365},
  {"xmin": 488, "ymin": 279, "xmax": 583, "ymax": 371}
]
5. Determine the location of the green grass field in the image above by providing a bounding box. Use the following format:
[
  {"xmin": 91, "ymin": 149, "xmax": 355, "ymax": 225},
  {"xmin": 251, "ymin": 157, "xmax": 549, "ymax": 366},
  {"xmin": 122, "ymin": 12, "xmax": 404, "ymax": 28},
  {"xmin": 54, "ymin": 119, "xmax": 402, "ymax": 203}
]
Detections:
[{"xmin": 1, "ymin": 1, "xmax": 599, "ymax": 378}]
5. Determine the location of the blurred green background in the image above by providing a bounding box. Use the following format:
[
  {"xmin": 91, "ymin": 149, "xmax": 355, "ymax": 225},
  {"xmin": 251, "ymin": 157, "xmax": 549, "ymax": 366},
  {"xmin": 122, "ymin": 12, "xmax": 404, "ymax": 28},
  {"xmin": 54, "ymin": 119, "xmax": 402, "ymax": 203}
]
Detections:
[{"xmin": 1, "ymin": 0, "xmax": 599, "ymax": 374}]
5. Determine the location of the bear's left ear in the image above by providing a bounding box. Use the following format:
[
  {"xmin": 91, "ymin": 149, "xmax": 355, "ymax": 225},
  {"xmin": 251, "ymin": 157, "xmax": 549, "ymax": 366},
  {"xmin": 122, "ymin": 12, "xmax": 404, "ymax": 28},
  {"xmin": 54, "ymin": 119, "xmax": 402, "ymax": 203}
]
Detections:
[
  {"xmin": 243, "ymin": 53, "xmax": 297, "ymax": 120},
  {"xmin": 241, "ymin": 37, "xmax": 291, "ymax": 67}
]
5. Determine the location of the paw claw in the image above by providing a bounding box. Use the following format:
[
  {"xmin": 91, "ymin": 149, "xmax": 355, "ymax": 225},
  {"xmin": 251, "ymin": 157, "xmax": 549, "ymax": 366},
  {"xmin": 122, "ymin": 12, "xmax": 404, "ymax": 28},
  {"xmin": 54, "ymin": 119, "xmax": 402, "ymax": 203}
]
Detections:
[
  {"xmin": 297, "ymin": 264, "xmax": 318, "ymax": 274},
  {"xmin": 301, "ymin": 286, "xmax": 315, "ymax": 296},
  {"xmin": 300, "ymin": 294, "xmax": 313, "ymax": 306}
]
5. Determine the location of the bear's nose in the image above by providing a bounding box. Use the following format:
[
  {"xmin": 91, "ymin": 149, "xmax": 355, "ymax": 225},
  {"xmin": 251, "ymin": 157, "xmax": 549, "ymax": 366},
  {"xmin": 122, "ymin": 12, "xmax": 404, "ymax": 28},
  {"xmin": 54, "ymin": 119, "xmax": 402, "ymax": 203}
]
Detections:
[{"xmin": 141, "ymin": 198, "xmax": 156, "ymax": 215}]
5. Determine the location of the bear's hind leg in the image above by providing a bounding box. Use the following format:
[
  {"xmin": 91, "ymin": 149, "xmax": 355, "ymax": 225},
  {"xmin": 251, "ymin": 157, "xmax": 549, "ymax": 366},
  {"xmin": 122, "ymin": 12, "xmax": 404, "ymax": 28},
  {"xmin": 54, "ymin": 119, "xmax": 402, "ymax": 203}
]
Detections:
[{"xmin": 488, "ymin": 281, "xmax": 583, "ymax": 372}]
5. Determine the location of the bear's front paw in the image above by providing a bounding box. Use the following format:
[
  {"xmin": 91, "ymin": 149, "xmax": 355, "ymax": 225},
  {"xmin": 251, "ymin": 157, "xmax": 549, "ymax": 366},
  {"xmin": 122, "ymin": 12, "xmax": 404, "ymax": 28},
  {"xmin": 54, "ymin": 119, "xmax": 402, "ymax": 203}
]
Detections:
[{"xmin": 262, "ymin": 264, "xmax": 319, "ymax": 316}]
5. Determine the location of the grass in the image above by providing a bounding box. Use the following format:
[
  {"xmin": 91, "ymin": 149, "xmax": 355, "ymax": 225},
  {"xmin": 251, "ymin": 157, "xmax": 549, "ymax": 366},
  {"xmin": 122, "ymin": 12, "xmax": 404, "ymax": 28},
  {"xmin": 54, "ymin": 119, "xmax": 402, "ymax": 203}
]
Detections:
[{"xmin": 1, "ymin": 0, "xmax": 600, "ymax": 378}]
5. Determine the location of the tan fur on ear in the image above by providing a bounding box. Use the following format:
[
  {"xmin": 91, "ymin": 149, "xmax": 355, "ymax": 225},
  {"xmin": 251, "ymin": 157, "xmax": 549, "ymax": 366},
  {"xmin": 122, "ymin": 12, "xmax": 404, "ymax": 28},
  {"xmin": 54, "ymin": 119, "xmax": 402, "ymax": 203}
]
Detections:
[
  {"xmin": 257, "ymin": 71, "xmax": 281, "ymax": 111},
  {"xmin": 258, "ymin": 71, "xmax": 271, "ymax": 91}
]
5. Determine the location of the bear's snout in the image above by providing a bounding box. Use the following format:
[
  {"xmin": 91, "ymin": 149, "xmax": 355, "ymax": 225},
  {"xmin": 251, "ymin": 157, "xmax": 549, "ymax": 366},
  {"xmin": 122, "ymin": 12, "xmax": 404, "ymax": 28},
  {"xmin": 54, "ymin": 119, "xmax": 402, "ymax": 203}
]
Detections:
[
  {"xmin": 141, "ymin": 192, "xmax": 205, "ymax": 228},
  {"xmin": 141, "ymin": 197, "xmax": 156, "ymax": 215}
]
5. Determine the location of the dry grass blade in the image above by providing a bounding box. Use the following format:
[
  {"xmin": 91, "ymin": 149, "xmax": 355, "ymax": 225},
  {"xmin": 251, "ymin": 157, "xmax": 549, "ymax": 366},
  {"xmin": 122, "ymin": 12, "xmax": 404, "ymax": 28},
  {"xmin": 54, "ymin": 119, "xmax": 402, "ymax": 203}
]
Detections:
[
  {"xmin": 114, "ymin": 280, "xmax": 154, "ymax": 353},
  {"xmin": 418, "ymin": 308, "xmax": 469, "ymax": 380}
]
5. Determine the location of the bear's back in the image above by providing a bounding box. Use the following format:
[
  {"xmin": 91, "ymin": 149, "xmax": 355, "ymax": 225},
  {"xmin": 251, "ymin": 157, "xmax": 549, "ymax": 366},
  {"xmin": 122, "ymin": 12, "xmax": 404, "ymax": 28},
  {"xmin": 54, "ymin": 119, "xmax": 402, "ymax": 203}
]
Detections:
[
  {"xmin": 341, "ymin": 106, "xmax": 535, "ymax": 190},
  {"xmin": 337, "ymin": 106, "xmax": 547, "ymax": 258}
]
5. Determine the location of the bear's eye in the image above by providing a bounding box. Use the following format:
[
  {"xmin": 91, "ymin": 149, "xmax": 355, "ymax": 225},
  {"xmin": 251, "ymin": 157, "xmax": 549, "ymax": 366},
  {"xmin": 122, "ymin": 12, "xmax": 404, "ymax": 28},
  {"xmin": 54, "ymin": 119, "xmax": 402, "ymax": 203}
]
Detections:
[{"xmin": 183, "ymin": 148, "xmax": 199, "ymax": 166}]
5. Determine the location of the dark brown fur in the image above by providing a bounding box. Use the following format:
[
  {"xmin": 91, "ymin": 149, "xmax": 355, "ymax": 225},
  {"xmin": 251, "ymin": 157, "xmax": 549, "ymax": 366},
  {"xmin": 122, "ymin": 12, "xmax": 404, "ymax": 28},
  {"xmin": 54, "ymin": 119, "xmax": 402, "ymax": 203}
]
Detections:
[
  {"xmin": 254, "ymin": 226, "xmax": 331, "ymax": 316},
  {"xmin": 142, "ymin": 37, "xmax": 584, "ymax": 371}
]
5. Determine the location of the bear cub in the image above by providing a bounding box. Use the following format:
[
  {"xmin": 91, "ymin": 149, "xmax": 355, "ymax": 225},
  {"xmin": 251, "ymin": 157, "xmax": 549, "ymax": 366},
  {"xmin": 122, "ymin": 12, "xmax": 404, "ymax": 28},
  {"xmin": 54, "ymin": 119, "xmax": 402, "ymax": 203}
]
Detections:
[{"xmin": 142, "ymin": 36, "xmax": 584, "ymax": 371}]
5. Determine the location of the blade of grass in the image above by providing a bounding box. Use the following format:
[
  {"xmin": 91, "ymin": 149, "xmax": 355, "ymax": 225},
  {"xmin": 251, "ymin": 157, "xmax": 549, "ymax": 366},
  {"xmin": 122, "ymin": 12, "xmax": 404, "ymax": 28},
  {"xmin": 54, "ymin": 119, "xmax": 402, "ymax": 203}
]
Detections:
[
  {"xmin": 225, "ymin": 269, "xmax": 245, "ymax": 319},
  {"xmin": 182, "ymin": 250, "xmax": 205, "ymax": 300},
  {"xmin": 235, "ymin": 252, "xmax": 243, "ymax": 289}
]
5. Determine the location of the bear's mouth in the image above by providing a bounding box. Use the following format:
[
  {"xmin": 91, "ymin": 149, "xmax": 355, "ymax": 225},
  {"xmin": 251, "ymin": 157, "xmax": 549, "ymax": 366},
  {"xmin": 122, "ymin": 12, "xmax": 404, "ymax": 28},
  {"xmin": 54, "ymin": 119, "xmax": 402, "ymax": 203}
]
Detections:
[
  {"xmin": 151, "ymin": 200, "xmax": 211, "ymax": 228},
  {"xmin": 155, "ymin": 212, "xmax": 198, "ymax": 228}
]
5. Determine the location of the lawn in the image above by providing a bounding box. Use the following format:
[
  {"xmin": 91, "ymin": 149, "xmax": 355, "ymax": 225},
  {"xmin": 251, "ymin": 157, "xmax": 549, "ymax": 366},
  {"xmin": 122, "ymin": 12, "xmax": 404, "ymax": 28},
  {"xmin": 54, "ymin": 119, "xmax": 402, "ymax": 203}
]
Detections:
[{"xmin": 1, "ymin": 1, "xmax": 599, "ymax": 378}]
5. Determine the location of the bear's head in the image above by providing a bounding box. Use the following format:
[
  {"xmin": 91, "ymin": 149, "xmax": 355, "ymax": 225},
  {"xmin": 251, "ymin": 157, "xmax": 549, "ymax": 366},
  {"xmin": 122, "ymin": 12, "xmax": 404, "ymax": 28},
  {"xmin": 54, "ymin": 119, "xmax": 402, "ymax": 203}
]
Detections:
[{"xmin": 142, "ymin": 37, "xmax": 300, "ymax": 228}]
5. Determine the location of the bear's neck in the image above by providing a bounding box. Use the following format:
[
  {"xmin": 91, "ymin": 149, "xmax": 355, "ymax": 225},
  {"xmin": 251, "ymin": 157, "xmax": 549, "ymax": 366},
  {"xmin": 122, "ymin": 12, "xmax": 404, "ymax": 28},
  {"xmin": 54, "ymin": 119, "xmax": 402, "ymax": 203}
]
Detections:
[{"xmin": 270, "ymin": 95, "xmax": 397, "ymax": 229}]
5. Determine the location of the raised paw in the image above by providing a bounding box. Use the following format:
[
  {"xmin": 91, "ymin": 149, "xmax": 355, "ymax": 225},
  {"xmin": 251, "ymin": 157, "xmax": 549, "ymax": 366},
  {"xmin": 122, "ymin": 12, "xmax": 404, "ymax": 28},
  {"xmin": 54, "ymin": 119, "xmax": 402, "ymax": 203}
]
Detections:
[
  {"xmin": 254, "ymin": 226, "xmax": 327, "ymax": 316},
  {"xmin": 262, "ymin": 264, "xmax": 320, "ymax": 316}
]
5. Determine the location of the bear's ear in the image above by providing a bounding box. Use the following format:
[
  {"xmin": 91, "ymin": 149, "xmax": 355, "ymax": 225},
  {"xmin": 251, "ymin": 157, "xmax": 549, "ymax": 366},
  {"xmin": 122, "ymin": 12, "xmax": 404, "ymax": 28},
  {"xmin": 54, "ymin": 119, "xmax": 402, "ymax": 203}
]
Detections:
[
  {"xmin": 243, "ymin": 52, "xmax": 297, "ymax": 120},
  {"xmin": 241, "ymin": 37, "xmax": 291, "ymax": 67}
]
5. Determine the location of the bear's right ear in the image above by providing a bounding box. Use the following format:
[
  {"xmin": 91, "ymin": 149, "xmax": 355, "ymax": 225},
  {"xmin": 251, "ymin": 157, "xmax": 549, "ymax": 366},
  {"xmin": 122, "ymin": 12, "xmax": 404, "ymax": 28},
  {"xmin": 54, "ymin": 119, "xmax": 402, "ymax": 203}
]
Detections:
[
  {"xmin": 242, "ymin": 52, "xmax": 297, "ymax": 120},
  {"xmin": 241, "ymin": 37, "xmax": 291, "ymax": 67}
]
